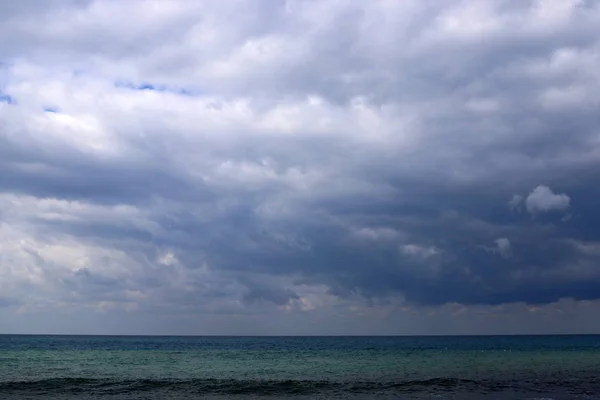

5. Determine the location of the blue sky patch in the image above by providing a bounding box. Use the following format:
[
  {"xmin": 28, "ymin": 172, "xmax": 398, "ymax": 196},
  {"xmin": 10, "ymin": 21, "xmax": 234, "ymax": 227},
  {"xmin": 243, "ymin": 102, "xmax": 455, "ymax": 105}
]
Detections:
[
  {"xmin": 114, "ymin": 81, "xmax": 195, "ymax": 96},
  {"xmin": 0, "ymin": 93, "xmax": 15, "ymax": 104}
]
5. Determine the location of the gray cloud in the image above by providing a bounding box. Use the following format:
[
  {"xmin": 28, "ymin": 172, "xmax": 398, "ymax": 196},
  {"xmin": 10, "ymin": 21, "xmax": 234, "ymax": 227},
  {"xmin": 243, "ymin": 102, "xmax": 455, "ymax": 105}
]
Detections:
[
  {"xmin": 508, "ymin": 194, "xmax": 523, "ymax": 211},
  {"xmin": 1, "ymin": 0, "xmax": 600, "ymax": 334},
  {"xmin": 494, "ymin": 237, "xmax": 512, "ymax": 258},
  {"xmin": 525, "ymin": 185, "xmax": 571, "ymax": 214}
]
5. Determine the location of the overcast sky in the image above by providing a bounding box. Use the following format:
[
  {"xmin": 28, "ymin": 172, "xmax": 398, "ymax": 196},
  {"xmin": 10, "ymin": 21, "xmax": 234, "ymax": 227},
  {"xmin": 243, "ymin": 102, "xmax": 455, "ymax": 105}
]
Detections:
[{"xmin": 1, "ymin": 0, "xmax": 600, "ymax": 335}]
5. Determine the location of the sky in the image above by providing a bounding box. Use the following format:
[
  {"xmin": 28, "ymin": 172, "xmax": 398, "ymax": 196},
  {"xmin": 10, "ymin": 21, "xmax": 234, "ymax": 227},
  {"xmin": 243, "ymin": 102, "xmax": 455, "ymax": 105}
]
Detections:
[{"xmin": 1, "ymin": 0, "xmax": 600, "ymax": 335}]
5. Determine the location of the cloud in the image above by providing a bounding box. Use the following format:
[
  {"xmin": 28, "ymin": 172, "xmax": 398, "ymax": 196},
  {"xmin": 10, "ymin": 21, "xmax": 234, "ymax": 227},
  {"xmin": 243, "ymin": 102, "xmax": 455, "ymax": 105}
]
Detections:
[
  {"xmin": 525, "ymin": 185, "xmax": 571, "ymax": 214},
  {"xmin": 494, "ymin": 237, "xmax": 511, "ymax": 258},
  {"xmin": 508, "ymin": 194, "xmax": 523, "ymax": 211},
  {"xmin": 401, "ymin": 244, "xmax": 440, "ymax": 259},
  {"xmin": 240, "ymin": 277, "xmax": 300, "ymax": 307},
  {"xmin": 1, "ymin": 0, "xmax": 600, "ymax": 334}
]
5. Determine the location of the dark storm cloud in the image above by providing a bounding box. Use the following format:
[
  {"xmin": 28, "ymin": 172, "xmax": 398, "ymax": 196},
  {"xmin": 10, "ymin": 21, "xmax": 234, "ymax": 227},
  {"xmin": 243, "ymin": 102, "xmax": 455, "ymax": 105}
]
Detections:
[
  {"xmin": 195, "ymin": 183, "xmax": 600, "ymax": 306},
  {"xmin": 0, "ymin": 129, "xmax": 214, "ymax": 205},
  {"xmin": 239, "ymin": 277, "xmax": 300, "ymax": 306}
]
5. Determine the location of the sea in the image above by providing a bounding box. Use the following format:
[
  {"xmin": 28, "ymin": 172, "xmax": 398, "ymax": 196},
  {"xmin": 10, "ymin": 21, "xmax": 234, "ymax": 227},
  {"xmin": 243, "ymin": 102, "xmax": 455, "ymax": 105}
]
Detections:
[{"xmin": 1, "ymin": 335, "xmax": 600, "ymax": 399}]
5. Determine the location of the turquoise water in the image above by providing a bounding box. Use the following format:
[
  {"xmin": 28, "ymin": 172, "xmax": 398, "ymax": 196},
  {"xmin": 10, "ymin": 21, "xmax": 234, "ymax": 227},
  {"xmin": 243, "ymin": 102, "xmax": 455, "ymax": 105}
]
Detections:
[{"xmin": 1, "ymin": 335, "xmax": 600, "ymax": 399}]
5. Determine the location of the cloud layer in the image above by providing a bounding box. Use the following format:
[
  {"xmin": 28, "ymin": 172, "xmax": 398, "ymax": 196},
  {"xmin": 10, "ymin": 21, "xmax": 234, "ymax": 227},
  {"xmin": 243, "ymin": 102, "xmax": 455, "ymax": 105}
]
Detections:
[{"xmin": 1, "ymin": 0, "xmax": 600, "ymax": 334}]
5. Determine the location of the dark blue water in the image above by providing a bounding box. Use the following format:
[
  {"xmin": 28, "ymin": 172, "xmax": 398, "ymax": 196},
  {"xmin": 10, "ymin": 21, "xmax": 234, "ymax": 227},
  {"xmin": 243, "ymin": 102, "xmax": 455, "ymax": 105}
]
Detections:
[{"xmin": 1, "ymin": 335, "xmax": 600, "ymax": 399}]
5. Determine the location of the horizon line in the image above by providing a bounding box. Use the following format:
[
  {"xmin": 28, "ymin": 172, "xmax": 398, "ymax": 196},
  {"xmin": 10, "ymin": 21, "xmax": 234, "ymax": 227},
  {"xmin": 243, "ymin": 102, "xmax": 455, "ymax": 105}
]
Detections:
[{"xmin": 2, "ymin": 333, "xmax": 599, "ymax": 337}]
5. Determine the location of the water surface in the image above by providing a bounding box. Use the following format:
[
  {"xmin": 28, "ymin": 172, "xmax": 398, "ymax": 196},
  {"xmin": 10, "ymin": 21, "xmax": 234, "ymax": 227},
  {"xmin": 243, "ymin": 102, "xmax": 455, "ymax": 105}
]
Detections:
[{"xmin": 1, "ymin": 335, "xmax": 600, "ymax": 399}]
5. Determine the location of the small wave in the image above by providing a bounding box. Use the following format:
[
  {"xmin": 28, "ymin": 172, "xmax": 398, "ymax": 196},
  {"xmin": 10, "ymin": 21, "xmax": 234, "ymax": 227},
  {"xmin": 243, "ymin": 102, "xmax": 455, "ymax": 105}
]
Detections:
[{"xmin": 0, "ymin": 377, "xmax": 481, "ymax": 396}]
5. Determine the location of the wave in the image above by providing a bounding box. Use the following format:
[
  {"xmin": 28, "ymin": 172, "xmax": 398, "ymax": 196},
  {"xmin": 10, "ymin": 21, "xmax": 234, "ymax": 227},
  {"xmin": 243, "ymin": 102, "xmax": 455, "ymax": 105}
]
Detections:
[
  {"xmin": 0, "ymin": 377, "xmax": 483, "ymax": 395},
  {"xmin": 2, "ymin": 376, "xmax": 597, "ymax": 397}
]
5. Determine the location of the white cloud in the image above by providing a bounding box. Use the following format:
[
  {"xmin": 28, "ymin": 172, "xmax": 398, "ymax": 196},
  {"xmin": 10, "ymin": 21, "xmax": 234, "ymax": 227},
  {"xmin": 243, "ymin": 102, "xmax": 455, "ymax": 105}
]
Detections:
[
  {"xmin": 401, "ymin": 244, "xmax": 440, "ymax": 259},
  {"xmin": 352, "ymin": 227, "xmax": 401, "ymax": 241},
  {"xmin": 525, "ymin": 185, "xmax": 571, "ymax": 214}
]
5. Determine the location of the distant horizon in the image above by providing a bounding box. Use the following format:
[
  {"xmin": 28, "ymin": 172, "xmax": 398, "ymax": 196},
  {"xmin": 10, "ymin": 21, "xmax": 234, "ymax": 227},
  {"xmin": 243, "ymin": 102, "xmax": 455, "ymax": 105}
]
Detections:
[{"xmin": 3, "ymin": 333, "xmax": 600, "ymax": 337}]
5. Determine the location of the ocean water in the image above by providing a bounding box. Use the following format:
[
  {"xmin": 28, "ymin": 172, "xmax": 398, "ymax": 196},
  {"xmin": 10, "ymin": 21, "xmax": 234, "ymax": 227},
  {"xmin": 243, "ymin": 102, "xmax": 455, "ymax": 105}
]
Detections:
[{"xmin": 1, "ymin": 335, "xmax": 600, "ymax": 399}]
